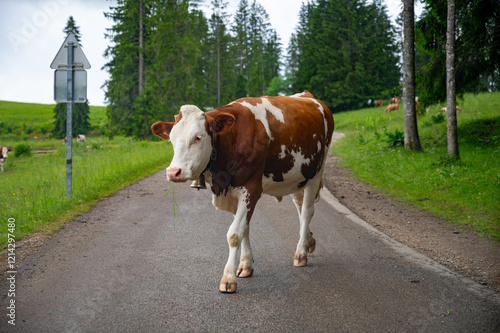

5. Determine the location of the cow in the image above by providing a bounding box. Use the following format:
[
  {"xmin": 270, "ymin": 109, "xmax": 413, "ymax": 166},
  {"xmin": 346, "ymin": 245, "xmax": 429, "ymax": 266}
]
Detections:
[
  {"xmin": 390, "ymin": 96, "xmax": 400, "ymax": 104},
  {"xmin": 441, "ymin": 106, "xmax": 463, "ymax": 113},
  {"xmin": 385, "ymin": 103, "xmax": 400, "ymax": 113},
  {"xmin": 375, "ymin": 99, "xmax": 383, "ymax": 108},
  {"xmin": 64, "ymin": 135, "xmax": 86, "ymax": 143},
  {"xmin": 0, "ymin": 147, "xmax": 8, "ymax": 172},
  {"xmin": 152, "ymin": 91, "xmax": 334, "ymax": 293}
]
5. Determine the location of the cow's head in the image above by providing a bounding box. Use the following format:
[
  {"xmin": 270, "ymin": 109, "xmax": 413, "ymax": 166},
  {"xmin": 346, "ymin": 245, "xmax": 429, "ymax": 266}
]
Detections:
[{"xmin": 152, "ymin": 105, "xmax": 235, "ymax": 182}]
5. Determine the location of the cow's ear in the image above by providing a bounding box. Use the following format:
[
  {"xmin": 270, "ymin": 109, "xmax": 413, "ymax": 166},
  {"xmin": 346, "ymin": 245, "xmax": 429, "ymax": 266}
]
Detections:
[
  {"xmin": 151, "ymin": 121, "xmax": 174, "ymax": 141},
  {"xmin": 207, "ymin": 113, "xmax": 235, "ymax": 135}
]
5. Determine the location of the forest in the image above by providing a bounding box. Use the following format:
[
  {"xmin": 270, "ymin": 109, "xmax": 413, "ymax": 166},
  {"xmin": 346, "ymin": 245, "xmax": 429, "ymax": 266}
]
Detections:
[{"xmin": 102, "ymin": 0, "xmax": 499, "ymax": 138}]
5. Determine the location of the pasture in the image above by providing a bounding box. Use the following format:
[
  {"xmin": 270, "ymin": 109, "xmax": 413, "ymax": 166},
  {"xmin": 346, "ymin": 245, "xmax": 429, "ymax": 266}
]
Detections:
[
  {"xmin": 331, "ymin": 92, "xmax": 500, "ymax": 241},
  {"xmin": 0, "ymin": 101, "xmax": 172, "ymax": 249}
]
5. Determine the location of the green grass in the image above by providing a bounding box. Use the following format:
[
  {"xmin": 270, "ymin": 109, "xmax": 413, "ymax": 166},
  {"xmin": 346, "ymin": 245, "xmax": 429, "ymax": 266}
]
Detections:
[
  {"xmin": 0, "ymin": 137, "xmax": 173, "ymax": 249},
  {"xmin": 0, "ymin": 100, "xmax": 107, "ymax": 139},
  {"xmin": 0, "ymin": 101, "xmax": 171, "ymax": 249},
  {"xmin": 331, "ymin": 92, "xmax": 500, "ymax": 241},
  {"xmin": 0, "ymin": 101, "xmax": 54, "ymax": 125}
]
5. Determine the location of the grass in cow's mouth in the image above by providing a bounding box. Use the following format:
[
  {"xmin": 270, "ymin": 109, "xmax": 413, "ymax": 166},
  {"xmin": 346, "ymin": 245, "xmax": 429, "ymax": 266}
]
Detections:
[{"xmin": 164, "ymin": 182, "xmax": 180, "ymax": 230}]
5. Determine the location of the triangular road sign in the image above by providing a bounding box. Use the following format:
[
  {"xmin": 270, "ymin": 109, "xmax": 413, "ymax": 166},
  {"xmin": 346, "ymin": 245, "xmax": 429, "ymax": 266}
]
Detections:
[{"xmin": 50, "ymin": 33, "xmax": 91, "ymax": 69}]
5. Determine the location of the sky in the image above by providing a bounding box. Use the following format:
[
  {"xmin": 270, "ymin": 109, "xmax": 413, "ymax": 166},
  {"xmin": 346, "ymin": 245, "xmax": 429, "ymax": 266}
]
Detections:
[{"xmin": 0, "ymin": 0, "xmax": 420, "ymax": 107}]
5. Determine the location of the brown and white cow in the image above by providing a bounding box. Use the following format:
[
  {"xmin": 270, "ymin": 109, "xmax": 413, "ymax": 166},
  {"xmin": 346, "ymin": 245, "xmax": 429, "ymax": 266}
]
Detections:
[
  {"xmin": 385, "ymin": 103, "xmax": 400, "ymax": 113},
  {"xmin": 152, "ymin": 91, "xmax": 334, "ymax": 293}
]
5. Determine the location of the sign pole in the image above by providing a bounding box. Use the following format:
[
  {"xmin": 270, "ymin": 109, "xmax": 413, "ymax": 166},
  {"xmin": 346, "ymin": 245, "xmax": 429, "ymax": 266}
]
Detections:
[
  {"xmin": 66, "ymin": 41, "xmax": 74, "ymax": 198},
  {"xmin": 51, "ymin": 32, "xmax": 90, "ymax": 198}
]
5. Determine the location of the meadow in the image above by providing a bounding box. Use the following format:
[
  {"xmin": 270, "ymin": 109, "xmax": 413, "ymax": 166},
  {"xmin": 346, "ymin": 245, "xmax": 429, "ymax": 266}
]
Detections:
[
  {"xmin": 331, "ymin": 92, "xmax": 500, "ymax": 241},
  {"xmin": 1, "ymin": 92, "xmax": 498, "ymax": 250},
  {"xmin": 0, "ymin": 101, "xmax": 172, "ymax": 249}
]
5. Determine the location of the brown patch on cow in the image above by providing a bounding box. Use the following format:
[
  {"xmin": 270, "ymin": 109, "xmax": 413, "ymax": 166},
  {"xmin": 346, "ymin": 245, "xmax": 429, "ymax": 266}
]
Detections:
[
  {"xmin": 229, "ymin": 234, "xmax": 239, "ymax": 248},
  {"xmin": 174, "ymin": 113, "xmax": 182, "ymax": 123}
]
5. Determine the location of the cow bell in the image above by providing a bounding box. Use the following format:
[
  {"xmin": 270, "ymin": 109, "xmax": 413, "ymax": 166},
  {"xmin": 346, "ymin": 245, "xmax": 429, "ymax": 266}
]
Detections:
[{"xmin": 190, "ymin": 174, "xmax": 207, "ymax": 190}]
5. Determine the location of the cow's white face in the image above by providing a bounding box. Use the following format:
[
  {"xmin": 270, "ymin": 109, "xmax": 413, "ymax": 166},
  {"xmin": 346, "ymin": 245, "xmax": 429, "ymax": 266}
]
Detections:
[
  {"xmin": 151, "ymin": 105, "xmax": 235, "ymax": 183},
  {"xmin": 166, "ymin": 105, "xmax": 212, "ymax": 182}
]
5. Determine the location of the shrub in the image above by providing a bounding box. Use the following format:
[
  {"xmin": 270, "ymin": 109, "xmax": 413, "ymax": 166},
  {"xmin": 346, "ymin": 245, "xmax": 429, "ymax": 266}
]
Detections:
[
  {"xmin": 14, "ymin": 142, "xmax": 32, "ymax": 157},
  {"xmin": 430, "ymin": 113, "xmax": 446, "ymax": 124},
  {"xmin": 385, "ymin": 129, "xmax": 404, "ymax": 147}
]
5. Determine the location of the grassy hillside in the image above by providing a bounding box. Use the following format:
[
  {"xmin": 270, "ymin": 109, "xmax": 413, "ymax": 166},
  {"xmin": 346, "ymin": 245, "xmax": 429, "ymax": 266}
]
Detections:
[
  {"xmin": 331, "ymin": 92, "xmax": 500, "ymax": 241},
  {"xmin": 0, "ymin": 100, "xmax": 107, "ymax": 140}
]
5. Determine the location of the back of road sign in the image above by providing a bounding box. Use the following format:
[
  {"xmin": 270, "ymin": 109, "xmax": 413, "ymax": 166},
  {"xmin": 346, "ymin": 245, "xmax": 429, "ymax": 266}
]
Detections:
[
  {"xmin": 50, "ymin": 33, "xmax": 91, "ymax": 70},
  {"xmin": 54, "ymin": 69, "xmax": 87, "ymax": 103}
]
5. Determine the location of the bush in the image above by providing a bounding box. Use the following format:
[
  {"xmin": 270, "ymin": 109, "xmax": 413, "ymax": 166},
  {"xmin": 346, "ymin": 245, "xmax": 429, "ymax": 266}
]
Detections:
[
  {"xmin": 430, "ymin": 113, "xmax": 446, "ymax": 124},
  {"xmin": 14, "ymin": 142, "xmax": 32, "ymax": 157},
  {"xmin": 385, "ymin": 129, "xmax": 404, "ymax": 147}
]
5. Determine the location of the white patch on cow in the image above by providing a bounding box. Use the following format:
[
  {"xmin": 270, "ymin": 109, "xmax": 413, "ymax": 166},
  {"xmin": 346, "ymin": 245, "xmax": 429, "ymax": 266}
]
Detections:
[
  {"xmin": 262, "ymin": 147, "xmax": 312, "ymax": 197},
  {"xmin": 290, "ymin": 91, "xmax": 307, "ymax": 98},
  {"xmin": 317, "ymin": 139, "xmax": 322, "ymax": 153},
  {"xmin": 239, "ymin": 98, "xmax": 284, "ymax": 140},
  {"xmin": 278, "ymin": 145, "xmax": 287, "ymax": 159},
  {"xmin": 212, "ymin": 186, "xmax": 250, "ymax": 215},
  {"xmin": 167, "ymin": 105, "xmax": 212, "ymax": 181}
]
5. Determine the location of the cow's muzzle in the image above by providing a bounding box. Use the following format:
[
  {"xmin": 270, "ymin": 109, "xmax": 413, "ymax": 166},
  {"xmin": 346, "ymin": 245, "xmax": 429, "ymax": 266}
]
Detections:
[{"xmin": 167, "ymin": 168, "xmax": 184, "ymax": 182}]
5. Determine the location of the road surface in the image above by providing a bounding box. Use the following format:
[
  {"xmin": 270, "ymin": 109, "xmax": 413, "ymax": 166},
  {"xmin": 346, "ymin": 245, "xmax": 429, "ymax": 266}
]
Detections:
[{"xmin": 1, "ymin": 171, "xmax": 499, "ymax": 332}]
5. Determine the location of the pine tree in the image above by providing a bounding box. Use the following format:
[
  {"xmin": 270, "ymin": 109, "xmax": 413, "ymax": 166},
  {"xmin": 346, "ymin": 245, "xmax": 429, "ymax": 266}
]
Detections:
[
  {"xmin": 52, "ymin": 16, "xmax": 91, "ymax": 139},
  {"xmin": 205, "ymin": 0, "xmax": 237, "ymax": 107},
  {"xmin": 290, "ymin": 0, "xmax": 400, "ymax": 111},
  {"xmin": 416, "ymin": 0, "xmax": 500, "ymax": 107}
]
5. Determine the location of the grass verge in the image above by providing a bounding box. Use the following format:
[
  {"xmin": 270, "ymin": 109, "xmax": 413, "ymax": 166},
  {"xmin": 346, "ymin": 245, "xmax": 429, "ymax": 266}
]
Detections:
[
  {"xmin": 0, "ymin": 137, "xmax": 172, "ymax": 249},
  {"xmin": 330, "ymin": 92, "xmax": 500, "ymax": 241}
]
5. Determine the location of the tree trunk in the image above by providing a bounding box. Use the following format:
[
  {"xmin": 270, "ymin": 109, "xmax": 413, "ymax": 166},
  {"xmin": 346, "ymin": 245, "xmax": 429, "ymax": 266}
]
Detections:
[
  {"xmin": 217, "ymin": 17, "xmax": 221, "ymax": 107},
  {"xmin": 138, "ymin": 0, "xmax": 145, "ymax": 95},
  {"xmin": 446, "ymin": 0, "xmax": 459, "ymax": 158},
  {"xmin": 402, "ymin": 0, "xmax": 422, "ymax": 151}
]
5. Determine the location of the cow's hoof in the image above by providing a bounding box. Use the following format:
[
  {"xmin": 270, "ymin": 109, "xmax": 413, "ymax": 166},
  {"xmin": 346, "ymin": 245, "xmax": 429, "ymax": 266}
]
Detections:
[
  {"xmin": 293, "ymin": 254, "xmax": 307, "ymax": 267},
  {"xmin": 237, "ymin": 265, "xmax": 254, "ymax": 278},
  {"xmin": 219, "ymin": 281, "xmax": 237, "ymax": 293},
  {"xmin": 307, "ymin": 237, "xmax": 316, "ymax": 254}
]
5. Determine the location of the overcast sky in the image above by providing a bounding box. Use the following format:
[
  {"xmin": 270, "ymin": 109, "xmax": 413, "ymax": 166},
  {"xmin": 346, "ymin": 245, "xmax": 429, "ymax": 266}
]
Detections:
[{"xmin": 0, "ymin": 0, "xmax": 419, "ymax": 106}]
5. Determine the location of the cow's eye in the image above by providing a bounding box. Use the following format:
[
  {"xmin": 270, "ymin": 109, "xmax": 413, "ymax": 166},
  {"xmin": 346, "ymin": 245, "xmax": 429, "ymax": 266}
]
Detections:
[{"xmin": 193, "ymin": 134, "xmax": 202, "ymax": 143}]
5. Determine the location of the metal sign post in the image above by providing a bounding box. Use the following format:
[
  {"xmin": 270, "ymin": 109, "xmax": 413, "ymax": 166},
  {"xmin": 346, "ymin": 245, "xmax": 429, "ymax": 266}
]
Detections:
[
  {"xmin": 51, "ymin": 33, "xmax": 90, "ymax": 198},
  {"xmin": 66, "ymin": 41, "xmax": 74, "ymax": 197}
]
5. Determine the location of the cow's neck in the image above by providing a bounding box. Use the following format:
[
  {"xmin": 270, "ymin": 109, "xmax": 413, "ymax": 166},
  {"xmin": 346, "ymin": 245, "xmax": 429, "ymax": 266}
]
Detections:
[{"xmin": 202, "ymin": 133, "xmax": 217, "ymax": 174}]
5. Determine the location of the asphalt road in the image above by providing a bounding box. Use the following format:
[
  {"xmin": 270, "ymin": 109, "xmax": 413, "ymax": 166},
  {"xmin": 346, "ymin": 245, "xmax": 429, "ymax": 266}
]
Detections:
[{"xmin": 1, "ymin": 171, "xmax": 499, "ymax": 332}]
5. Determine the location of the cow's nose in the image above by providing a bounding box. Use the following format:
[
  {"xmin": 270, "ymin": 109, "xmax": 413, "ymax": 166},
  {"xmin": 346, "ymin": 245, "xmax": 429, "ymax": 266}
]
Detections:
[{"xmin": 167, "ymin": 168, "xmax": 183, "ymax": 181}]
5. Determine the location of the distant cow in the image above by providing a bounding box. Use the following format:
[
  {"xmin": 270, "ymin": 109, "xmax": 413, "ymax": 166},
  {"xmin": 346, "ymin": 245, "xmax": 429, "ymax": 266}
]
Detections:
[
  {"xmin": 390, "ymin": 97, "xmax": 400, "ymax": 104},
  {"xmin": 375, "ymin": 99, "xmax": 383, "ymax": 108},
  {"xmin": 152, "ymin": 91, "xmax": 334, "ymax": 293},
  {"xmin": 385, "ymin": 104, "xmax": 400, "ymax": 113},
  {"xmin": 64, "ymin": 135, "xmax": 86, "ymax": 143},
  {"xmin": 0, "ymin": 147, "xmax": 8, "ymax": 172},
  {"xmin": 441, "ymin": 107, "xmax": 463, "ymax": 113}
]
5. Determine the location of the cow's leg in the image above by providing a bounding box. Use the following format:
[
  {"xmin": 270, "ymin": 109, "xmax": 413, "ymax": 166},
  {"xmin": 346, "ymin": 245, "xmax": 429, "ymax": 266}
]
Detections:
[
  {"xmin": 236, "ymin": 223, "xmax": 254, "ymax": 278},
  {"xmin": 292, "ymin": 190, "xmax": 316, "ymax": 257},
  {"xmin": 293, "ymin": 177, "xmax": 321, "ymax": 267},
  {"xmin": 219, "ymin": 188, "xmax": 259, "ymax": 293}
]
